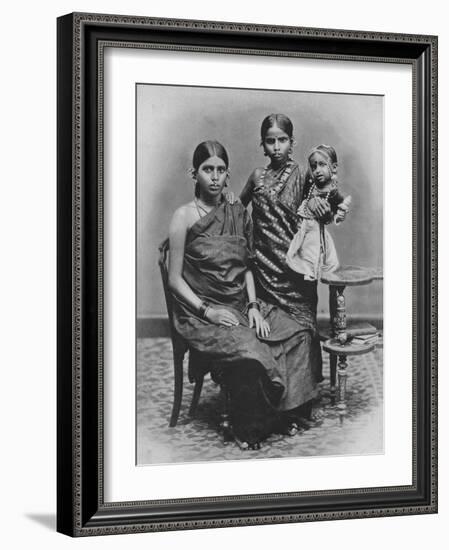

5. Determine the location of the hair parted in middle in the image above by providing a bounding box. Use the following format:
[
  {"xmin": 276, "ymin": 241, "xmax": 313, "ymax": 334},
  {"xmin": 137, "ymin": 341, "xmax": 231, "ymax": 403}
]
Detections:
[
  {"xmin": 260, "ymin": 113, "xmax": 294, "ymax": 145},
  {"xmin": 191, "ymin": 140, "xmax": 230, "ymax": 197}
]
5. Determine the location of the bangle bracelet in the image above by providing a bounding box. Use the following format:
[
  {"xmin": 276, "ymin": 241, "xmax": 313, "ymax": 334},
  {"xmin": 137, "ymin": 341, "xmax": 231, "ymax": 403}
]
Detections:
[
  {"xmin": 248, "ymin": 301, "xmax": 260, "ymax": 311},
  {"xmin": 198, "ymin": 301, "xmax": 210, "ymax": 318},
  {"xmin": 203, "ymin": 306, "xmax": 211, "ymax": 319}
]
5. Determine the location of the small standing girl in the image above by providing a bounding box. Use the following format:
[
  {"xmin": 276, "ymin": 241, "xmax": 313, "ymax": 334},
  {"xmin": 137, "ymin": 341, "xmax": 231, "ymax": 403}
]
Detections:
[{"xmin": 286, "ymin": 144, "xmax": 351, "ymax": 280}]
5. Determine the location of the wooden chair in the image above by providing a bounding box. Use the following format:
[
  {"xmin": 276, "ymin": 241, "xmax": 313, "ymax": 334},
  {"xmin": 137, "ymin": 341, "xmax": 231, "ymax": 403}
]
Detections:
[{"xmin": 159, "ymin": 239, "xmax": 229, "ymax": 430}]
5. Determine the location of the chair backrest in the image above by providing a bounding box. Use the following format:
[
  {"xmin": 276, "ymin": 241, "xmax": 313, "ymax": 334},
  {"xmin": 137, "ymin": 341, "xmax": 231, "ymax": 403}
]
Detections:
[{"xmin": 158, "ymin": 238, "xmax": 187, "ymax": 354}]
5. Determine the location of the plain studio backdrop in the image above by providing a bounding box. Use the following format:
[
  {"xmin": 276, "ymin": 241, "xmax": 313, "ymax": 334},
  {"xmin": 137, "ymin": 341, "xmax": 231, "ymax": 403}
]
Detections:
[
  {"xmin": 137, "ymin": 84, "xmax": 383, "ymax": 321},
  {"xmin": 0, "ymin": 1, "xmax": 446, "ymax": 549}
]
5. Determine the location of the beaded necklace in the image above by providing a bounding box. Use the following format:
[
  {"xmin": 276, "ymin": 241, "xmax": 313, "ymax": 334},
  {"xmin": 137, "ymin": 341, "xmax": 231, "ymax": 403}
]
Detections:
[
  {"xmin": 260, "ymin": 160, "xmax": 294, "ymax": 195},
  {"xmin": 298, "ymin": 181, "xmax": 337, "ymax": 220},
  {"xmin": 306, "ymin": 182, "xmax": 333, "ymax": 203}
]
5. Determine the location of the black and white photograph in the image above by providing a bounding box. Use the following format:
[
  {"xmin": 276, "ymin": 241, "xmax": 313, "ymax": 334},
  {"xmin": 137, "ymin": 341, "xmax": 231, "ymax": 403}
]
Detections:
[
  {"xmin": 1, "ymin": 0, "xmax": 443, "ymax": 545},
  {"xmin": 136, "ymin": 84, "xmax": 384, "ymax": 465}
]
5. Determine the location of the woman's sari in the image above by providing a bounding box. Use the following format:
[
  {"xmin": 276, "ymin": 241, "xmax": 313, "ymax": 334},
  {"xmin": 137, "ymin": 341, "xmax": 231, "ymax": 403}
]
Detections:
[
  {"xmin": 251, "ymin": 160, "xmax": 323, "ymax": 385},
  {"xmin": 172, "ymin": 198, "xmax": 316, "ymax": 442}
]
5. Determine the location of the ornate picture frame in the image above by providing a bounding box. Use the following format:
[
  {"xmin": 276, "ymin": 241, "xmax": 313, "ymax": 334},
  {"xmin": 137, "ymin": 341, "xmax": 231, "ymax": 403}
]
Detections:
[{"xmin": 57, "ymin": 12, "xmax": 437, "ymax": 536}]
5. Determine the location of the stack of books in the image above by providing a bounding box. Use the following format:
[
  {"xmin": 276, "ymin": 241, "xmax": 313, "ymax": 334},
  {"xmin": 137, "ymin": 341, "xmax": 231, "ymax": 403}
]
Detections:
[
  {"xmin": 350, "ymin": 331, "xmax": 379, "ymax": 346},
  {"xmin": 320, "ymin": 321, "xmax": 381, "ymax": 346},
  {"xmin": 334, "ymin": 322, "xmax": 379, "ymax": 345}
]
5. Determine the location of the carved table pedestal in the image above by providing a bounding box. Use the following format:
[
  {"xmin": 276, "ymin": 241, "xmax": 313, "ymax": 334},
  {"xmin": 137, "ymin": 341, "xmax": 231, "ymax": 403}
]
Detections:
[{"xmin": 320, "ymin": 266, "xmax": 383, "ymax": 424}]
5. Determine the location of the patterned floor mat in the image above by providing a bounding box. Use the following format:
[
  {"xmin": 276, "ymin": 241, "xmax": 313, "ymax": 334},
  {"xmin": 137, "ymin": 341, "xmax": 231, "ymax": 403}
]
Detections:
[{"xmin": 137, "ymin": 338, "xmax": 383, "ymax": 465}]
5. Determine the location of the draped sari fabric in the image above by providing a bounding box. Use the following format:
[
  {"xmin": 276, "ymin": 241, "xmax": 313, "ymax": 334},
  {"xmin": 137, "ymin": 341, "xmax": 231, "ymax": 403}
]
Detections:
[
  {"xmin": 251, "ymin": 160, "xmax": 323, "ymax": 383},
  {"xmin": 172, "ymin": 198, "xmax": 316, "ymax": 421}
]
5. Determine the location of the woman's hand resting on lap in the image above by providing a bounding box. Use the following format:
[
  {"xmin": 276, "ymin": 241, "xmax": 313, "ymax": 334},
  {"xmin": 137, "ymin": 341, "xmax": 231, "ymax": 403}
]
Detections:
[
  {"xmin": 205, "ymin": 307, "xmax": 240, "ymax": 327},
  {"xmin": 248, "ymin": 309, "xmax": 270, "ymax": 338}
]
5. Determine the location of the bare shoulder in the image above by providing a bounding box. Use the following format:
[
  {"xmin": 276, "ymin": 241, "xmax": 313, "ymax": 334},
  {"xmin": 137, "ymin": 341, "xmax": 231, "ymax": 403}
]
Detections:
[
  {"xmin": 171, "ymin": 200, "xmax": 203, "ymax": 232},
  {"xmin": 169, "ymin": 202, "xmax": 195, "ymax": 232},
  {"xmin": 170, "ymin": 203, "xmax": 188, "ymax": 223}
]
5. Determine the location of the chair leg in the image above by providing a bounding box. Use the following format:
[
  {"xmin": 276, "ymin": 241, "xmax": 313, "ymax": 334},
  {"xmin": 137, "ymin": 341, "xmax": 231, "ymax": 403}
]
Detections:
[
  {"xmin": 189, "ymin": 375, "xmax": 204, "ymax": 417},
  {"xmin": 169, "ymin": 351, "xmax": 184, "ymax": 427},
  {"xmin": 219, "ymin": 384, "xmax": 233, "ymax": 443}
]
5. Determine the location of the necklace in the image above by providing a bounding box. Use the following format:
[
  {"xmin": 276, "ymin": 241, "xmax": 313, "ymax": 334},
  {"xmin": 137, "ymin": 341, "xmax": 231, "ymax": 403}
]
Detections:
[
  {"xmin": 307, "ymin": 182, "xmax": 334, "ymax": 203},
  {"xmin": 260, "ymin": 160, "xmax": 294, "ymax": 193},
  {"xmin": 268, "ymin": 162, "xmax": 287, "ymax": 177},
  {"xmin": 194, "ymin": 197, "xmax": 214, "ymax": 217}
]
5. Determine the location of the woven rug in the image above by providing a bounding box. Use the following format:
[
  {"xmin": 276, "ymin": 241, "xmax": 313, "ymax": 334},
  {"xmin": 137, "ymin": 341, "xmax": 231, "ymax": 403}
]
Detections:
[{"xmin": 137, "ymin": 337, "xmax": 383, "ymax": 465}]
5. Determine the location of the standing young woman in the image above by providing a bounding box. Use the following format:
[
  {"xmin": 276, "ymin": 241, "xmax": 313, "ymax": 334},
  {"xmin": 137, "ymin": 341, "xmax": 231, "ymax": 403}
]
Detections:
[{"xmin": 240, "ymin": 114, "xmax": 329, "ymax": 425}]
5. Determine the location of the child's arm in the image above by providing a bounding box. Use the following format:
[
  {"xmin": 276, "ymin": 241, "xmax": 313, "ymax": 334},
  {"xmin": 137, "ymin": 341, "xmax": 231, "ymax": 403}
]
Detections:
[
  {"xmin": 304, "ymin": 176, "xmax": 333, "ymax": 219},
  {"xmin": 308, "ymin": 197, "xmax": 332, "ymax": 219},
  {"xmin": 325, "ymin": 188, "xmax": 351, "ymax": 224},
  {"xmin": 334, "ymin": 195, "xmax": 352, "ymax": 225}
]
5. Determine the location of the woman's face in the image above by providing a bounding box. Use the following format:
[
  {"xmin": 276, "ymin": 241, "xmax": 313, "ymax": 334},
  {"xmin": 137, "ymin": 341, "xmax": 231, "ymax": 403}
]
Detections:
[
  {"xmin": 195, "ymin": 155, "xmax": 228, "ymax": 200},
  {"xmin": 262, "ymin": 124, "xmax": 291, "ymax": 164}
]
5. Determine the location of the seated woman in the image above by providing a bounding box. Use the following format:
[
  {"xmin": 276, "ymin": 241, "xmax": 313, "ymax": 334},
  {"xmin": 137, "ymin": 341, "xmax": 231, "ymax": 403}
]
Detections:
[{"xmin": 168, "ymin": 140, "xmax": 316, "ymax": 449}]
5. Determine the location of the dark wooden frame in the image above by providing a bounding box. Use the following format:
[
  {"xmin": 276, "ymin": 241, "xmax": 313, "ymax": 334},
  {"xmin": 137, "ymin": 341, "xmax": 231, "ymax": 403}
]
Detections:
[{"xmin": 57, "ymin": 12, "xmax": 438, "ymax": 536}]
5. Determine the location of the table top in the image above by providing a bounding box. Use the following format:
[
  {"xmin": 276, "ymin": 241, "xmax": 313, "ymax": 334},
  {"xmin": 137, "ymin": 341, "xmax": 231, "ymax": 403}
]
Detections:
[
  {"xmin": 321, "ymin": 265, "xmax": 383, "ymax": 286},
  {"xmin": 322, "ymin": 338, "xmax": 376, "ymax": 356}
]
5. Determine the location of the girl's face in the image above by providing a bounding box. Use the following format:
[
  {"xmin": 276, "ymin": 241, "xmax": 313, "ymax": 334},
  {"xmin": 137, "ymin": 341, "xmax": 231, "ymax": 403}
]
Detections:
[
  {"xmin": 309, "ymin": 152, "xmax": 335, "ymax": 186},
  {"xmin": 195, "ymin": 155, "xmax": 228, "ymax": 199},
  {"xmin": 262, "ymin": 124, "xmax": 291, "ymax": 164}
]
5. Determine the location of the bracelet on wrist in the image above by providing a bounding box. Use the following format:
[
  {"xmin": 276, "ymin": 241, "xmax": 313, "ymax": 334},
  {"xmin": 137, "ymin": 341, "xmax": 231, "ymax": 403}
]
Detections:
[
  {"xmin": 198, "ymin": 300, "xmax": 210, "ymax": 319},
  {"xmin": 248, "ymin": 301, "xmax": 260, "ymax": 312}
]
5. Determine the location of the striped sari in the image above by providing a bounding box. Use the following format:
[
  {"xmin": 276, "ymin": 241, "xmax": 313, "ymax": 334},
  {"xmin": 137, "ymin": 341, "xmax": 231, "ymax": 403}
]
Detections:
[{"xmin": 251, "ymin": 160, "xmax": 323, "ymax": 383}]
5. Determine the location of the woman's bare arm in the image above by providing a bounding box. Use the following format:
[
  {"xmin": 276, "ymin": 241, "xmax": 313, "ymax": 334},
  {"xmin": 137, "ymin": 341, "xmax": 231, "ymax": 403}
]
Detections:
[
  {"xmin": 168, "ymin": 207, "xmax": 203, "ymax": 312},
  {"xmin": 244, "ymin": 270, "xmax": 257, "ymax": 303},
  {"xmin": 168, "ymin": 206, "xmax": 239, "ymax": 326},
  {"xmin": 239, "ymin": 170, "xmax": 259, "ymax": 207}
]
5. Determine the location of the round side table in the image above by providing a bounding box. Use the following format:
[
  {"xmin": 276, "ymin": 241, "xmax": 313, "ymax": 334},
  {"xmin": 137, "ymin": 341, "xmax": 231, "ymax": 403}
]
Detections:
[{"xmin": 320, "ymin": 266, "xmax": 383, "ymax": 424}]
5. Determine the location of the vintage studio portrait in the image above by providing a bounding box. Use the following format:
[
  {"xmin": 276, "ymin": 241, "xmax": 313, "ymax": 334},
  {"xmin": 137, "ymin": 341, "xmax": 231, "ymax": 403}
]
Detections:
[{"xmin": 136, "ymin": 84, "xmax": 383, "ymax": 465}]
